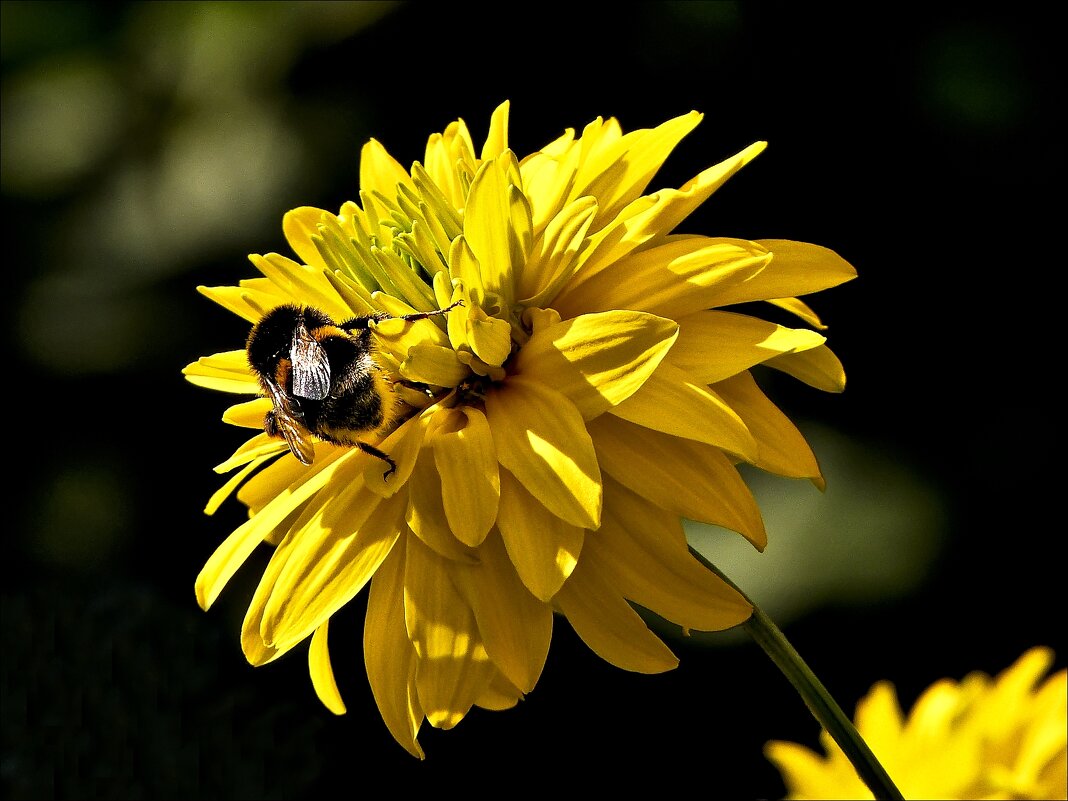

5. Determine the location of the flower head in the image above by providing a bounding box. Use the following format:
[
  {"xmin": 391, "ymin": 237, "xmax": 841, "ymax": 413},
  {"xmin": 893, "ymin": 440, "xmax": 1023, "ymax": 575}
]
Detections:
[
  {"xmin": 766, "ymin": 647, "xmax": 1068, "ymax": 800},
  {"xmin": 184, "ymin": 101, "xmax": 856, "ymax": 757}
]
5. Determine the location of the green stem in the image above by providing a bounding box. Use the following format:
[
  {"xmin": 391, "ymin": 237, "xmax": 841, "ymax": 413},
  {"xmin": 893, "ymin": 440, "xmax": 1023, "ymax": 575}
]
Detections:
[{"xmin": 690, "ymin": 547, "xmax": 904, "ymax": 801}]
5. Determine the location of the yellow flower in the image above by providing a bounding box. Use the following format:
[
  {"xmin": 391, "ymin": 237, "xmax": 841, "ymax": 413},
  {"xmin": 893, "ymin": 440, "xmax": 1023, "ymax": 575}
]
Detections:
[
  {"xmin": 184, "ymin": 101, "xmax": 856, "ymax": 757},
  {"xmin": 766, "ymin": 647, "xmax": 1068, "ymax": 799}
]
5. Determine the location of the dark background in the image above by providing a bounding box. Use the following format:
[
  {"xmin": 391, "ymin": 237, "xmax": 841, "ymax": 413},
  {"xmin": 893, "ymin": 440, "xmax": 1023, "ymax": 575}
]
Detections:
[{"xmin": 2, "ymin": 2, "xmax": 1063, "ymax": 798}]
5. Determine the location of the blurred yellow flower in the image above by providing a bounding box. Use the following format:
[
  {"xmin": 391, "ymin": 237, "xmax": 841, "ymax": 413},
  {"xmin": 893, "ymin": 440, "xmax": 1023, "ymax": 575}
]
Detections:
[
  {"xmin": 184, "ymin": 100, "xmax": 855, "ymax": 757},
  {"xmin": 766, "ymin": 647, "xmax": 1068, "ymax": 800}
]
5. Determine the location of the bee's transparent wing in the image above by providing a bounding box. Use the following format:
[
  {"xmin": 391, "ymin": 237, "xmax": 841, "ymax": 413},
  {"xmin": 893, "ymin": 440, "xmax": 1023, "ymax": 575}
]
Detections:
[{"xmin": 290, "ymin": 326, "xmax": 331, "ymax": 400}]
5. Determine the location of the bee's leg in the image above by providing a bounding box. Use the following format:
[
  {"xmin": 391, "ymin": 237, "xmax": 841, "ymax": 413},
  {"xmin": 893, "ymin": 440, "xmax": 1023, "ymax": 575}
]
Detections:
[
  {"xmin": 357, "ymin": 441, "xmax": 397, "ymax": 480},
  {"xmin": 390, "ymin": 300, "xmax": 464, "ymax": 323},
  {"xmin": 263, "ymin": 410, "xmax": 279, "ymax": 437},
  {"xmin": 340, "ymin": 300, "xmax": 463, "ymax": 331}
]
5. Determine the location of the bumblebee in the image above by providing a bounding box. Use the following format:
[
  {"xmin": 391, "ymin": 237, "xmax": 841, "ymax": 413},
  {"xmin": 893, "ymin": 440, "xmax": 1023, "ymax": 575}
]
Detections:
[{"xmin": 246, "ymin": 302, "xmax": 460, "ymax": 477}]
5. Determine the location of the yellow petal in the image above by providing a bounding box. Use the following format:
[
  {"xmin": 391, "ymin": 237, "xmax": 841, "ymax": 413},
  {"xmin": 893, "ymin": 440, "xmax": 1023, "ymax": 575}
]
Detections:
[
  {"xmin": 194, "ymin": 447, "xmax": 355, "ymax": 611},
  {"xmin": 406, "ymin": 434, "xmax": 479, "ymax": 564},
  {"xmin": 587, "ymin": 415, "xmax": 766, "ymax": 549},
  {"xmin": 767, "ymin": 296, "xmax": 829, "ymax": 330},
  {"xmin": 474, "ymin": 671, "xmax": 524, "ymax": 711},
  {"xmin": 260, "ymin": 488, "xmax": 405, "ymax": 652},
  {"xmin": 359, "ymin": 137, "xmax": 414, "ymax": 198},
  {"xmin": 666, "ymin": 310, "xmax": 826, "ymax": 384},
  {"xmin": 553, "ymin": 235, "xmax": 770, "ymax": 320},
  {"xmin": 463, "ymin": 152, "xmax": 522, "ymax": 308},
  {"xmin": 213, "ymin": 433, "xmax": 288, "ymax": 474},
  {"xmin": 400, "ymin": 343, "xmax": 470, "ymax": 387},
  {"xmin": 308, "ymin": 621, "xmax": 346, "ymax": 715},
  {"xmin": 513, "ymin": 310, "xmax": 678, "ymax": 419},
  {"xmin": 564, "ymin": 141, "xmax": 767, "ymax": 286},
  {"xmin": 703, "ymin": 239, "xmax": 857, "ymax": 306},
  {"xmin": 766, "ymin": 343, "xmax": 847, "ymax": 392},
  {"xmin": 198, "ymin": 284, "xmax": 285, "ymax": 323},
  {"xmin": 518, "ymin": 195, "xmax": 598, "ymax": 308},
  {"xmin": 466, "ymin": 302, "xmax": 513, "ymax": 367},
  {"xmin": 495, "ymin": 469, "xmax": 584, "ymax": 602},
  {"xmin": 480, "ymin": 100, "xmax": 510, "ymax": 161},
  {"xmin": 553, "ymin": 554, "xmax": 679, "ymax": 674},
  {"xmin": 183, "ymin": 350, "xmax": 259, "ymax": 394},
  {"xmin": 576, "ymin": 110, "xmax": 704, "ymax": 225},
  {"xmin": 485, "ymin": 375, "xmax": 602, "ymax": 529},
  {"xmin": 282, "ymin": 206, "xmax": 330, "ymax": 271},
  {"xmin": 713, "ymin": 371, "xmax": 824, "ymax": 486},
  {"xmin": 403, "ymin": 536, "xmax": 495, "ymax": 729},
  {"xmin": 610, "ymin": 362, "xmax": 758, "ymax": 462},
  {"xmin": 432, "ymin": 407, "xmax": 499, "ymax": 548},
  {"xmin": 450, "ymin": 530, "xmax": 553, "ymax": 693},
  {"xmin": 364, "ymin": 542, "xmax": 425, "ymax": 759},
  {"xmin": 585, "ymin": 477, "xmax": 752, "ymax": 631},
  {"xmin": 248, "ymin": 253, "xmax": 351, "ymax": 322},
  {"xmin": 222, "ymin": 397, "xmax": 272, "ymax": 428},
  {"xmin": 204, "ymin": 454, "xmax": 272, "ymax": 516}
]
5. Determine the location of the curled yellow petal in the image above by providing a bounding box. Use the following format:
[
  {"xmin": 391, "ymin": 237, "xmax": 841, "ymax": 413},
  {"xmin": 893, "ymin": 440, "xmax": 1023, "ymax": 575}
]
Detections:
[
  {"xmin": 432, "ymin": 407, "xmax": 499, "ymax": 548},
  {"xmin": 704, "ymin": 238, "xmax": 857, "ymax": 307},
  {"xmin": 309, "ymin": 621, "xmax": 346, "ymax": 715},
  {"xmin": 513, "ymin": 310, "xmax": 678, "ymax": 419},
  {"xmin": 766, "ymin": 343, "xmax": 847, "ymax": 393},
  {"xmin": 713, "ymin": 371, "xmax": 824, "ymax": 487},
  {"xmin": 485, "ymin": 375, "xmax": 602, "ymax": 529},
  {"xmin": 496, "ymin": 468, "xmax": 584, "ymax": 602}
]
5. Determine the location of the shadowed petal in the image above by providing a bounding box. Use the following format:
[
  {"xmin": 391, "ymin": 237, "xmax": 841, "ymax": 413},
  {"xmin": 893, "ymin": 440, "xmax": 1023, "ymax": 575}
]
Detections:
[
  {"xmin": 450, "ymin": 530, "xmax": 553, "ymax": 693},
  {"xmin": 587, "ymin": 414, "xmax": 766, "ymax": 549},
  {"xmin": 586, "ymin": 477, "xmax": 753, "ymax": 631},
  {"xmin": 364, "ymin": 543, "xmax": 424, "ymax": 759},
  {"xmin": 554, "ymin": 553, "xmax": 679, "ymax": 674},
  {"xmin": 485, "ymin": 375, "xmax": 602, "ymax": 529},
  {"xmin": 496, "ymin": 468, "xmax": 584, "ymax": 602},
  {"xmin": 404, "ymin": 536, "xmax": 495, "ymax": 729}
]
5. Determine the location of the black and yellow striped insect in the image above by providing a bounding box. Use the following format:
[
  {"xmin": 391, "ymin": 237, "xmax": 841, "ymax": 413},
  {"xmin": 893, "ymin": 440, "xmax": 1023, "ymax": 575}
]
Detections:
[{"xmin": 245, "ymin": 302, "xmax": 460, "ymax": 476}]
